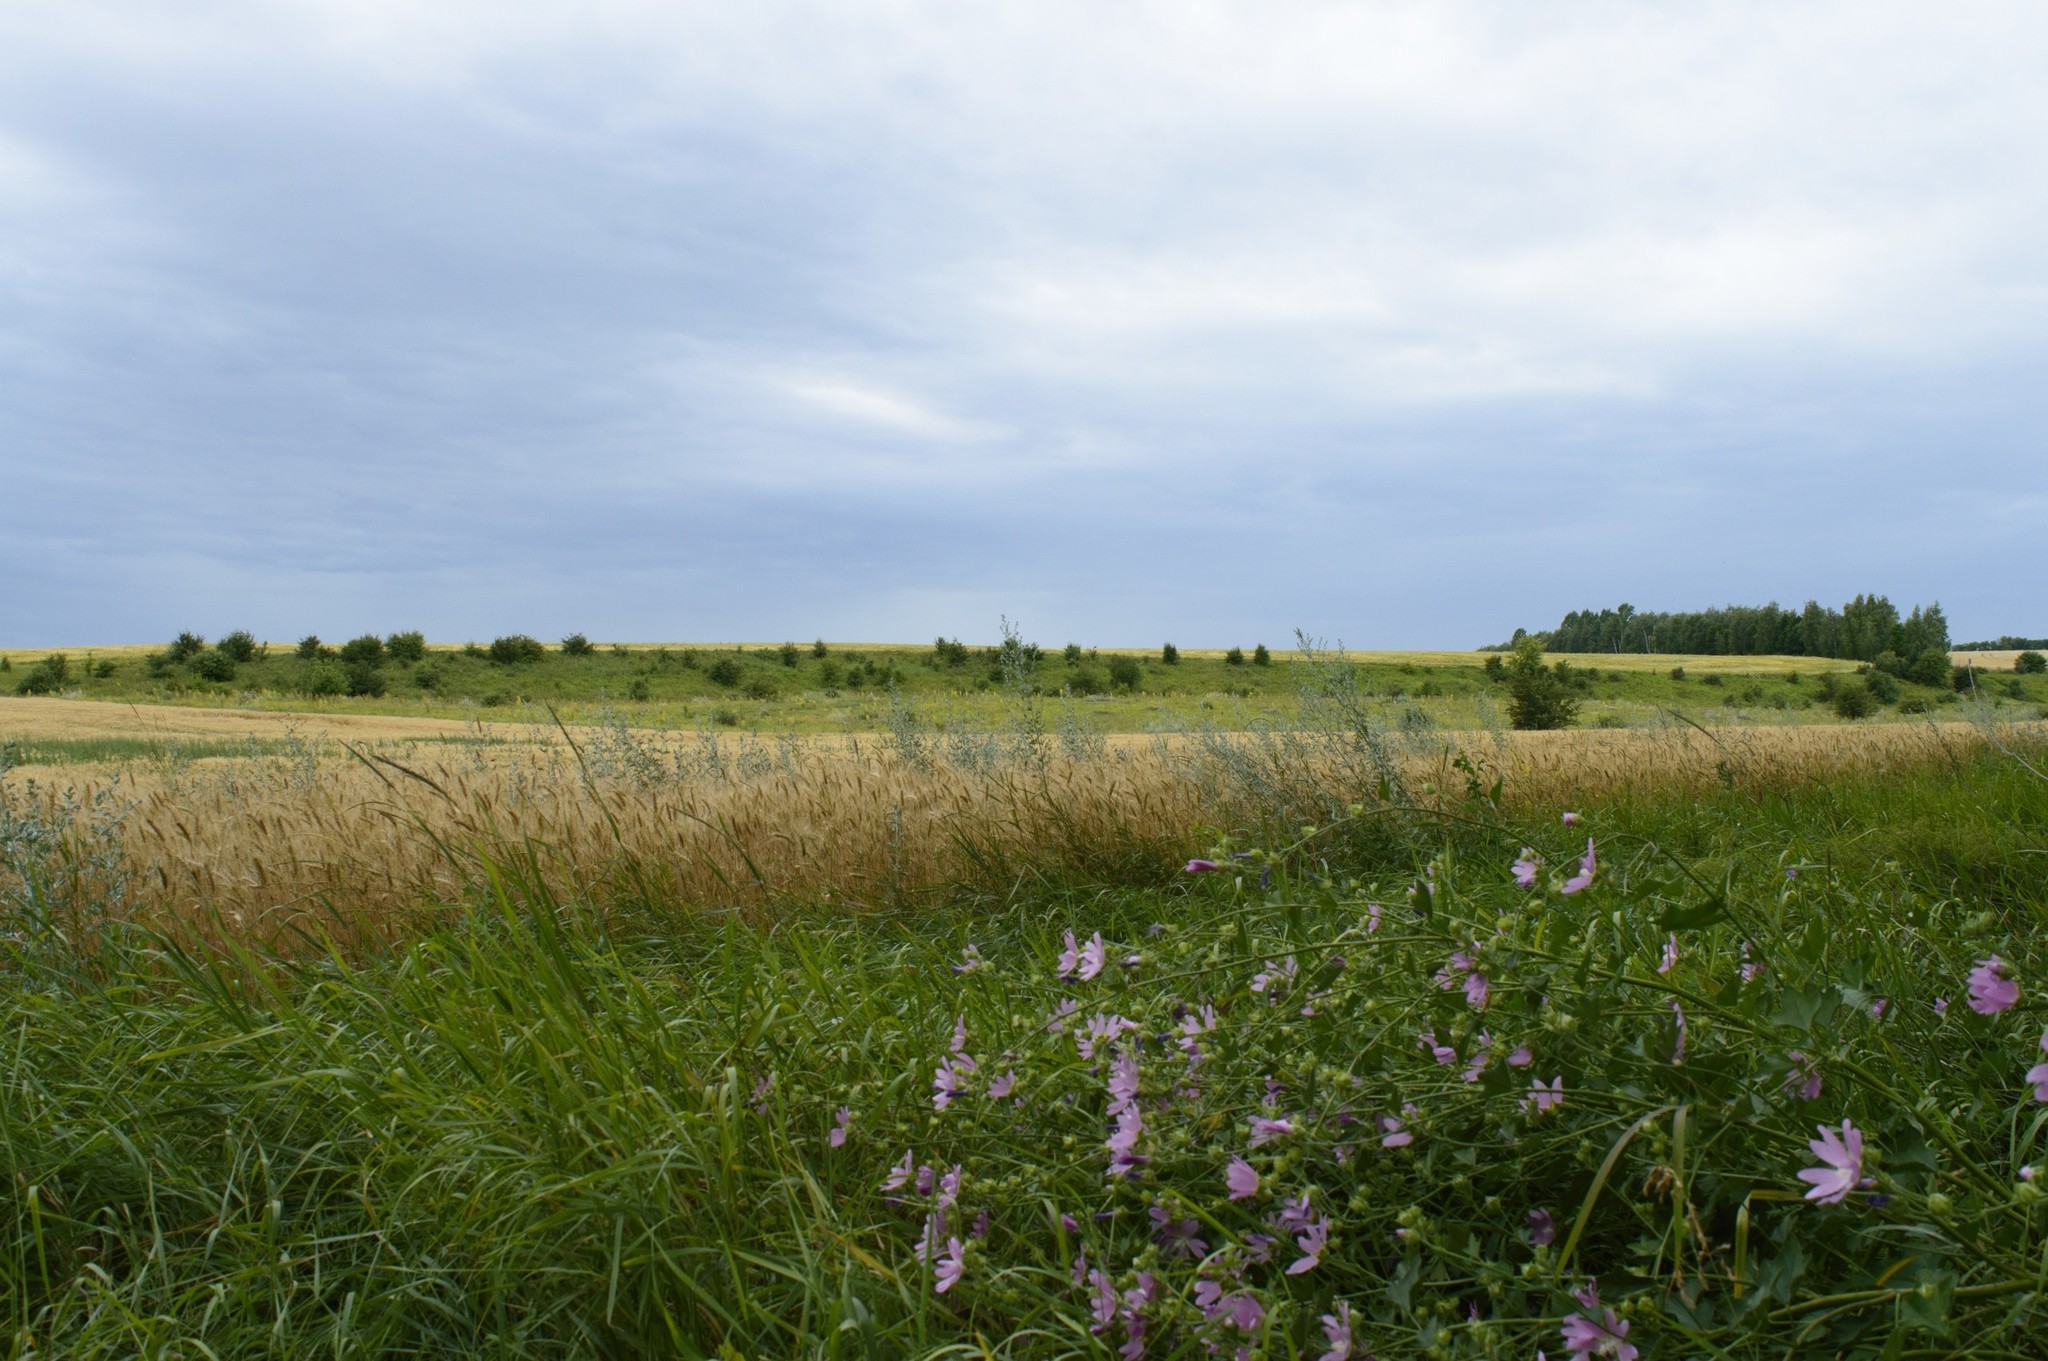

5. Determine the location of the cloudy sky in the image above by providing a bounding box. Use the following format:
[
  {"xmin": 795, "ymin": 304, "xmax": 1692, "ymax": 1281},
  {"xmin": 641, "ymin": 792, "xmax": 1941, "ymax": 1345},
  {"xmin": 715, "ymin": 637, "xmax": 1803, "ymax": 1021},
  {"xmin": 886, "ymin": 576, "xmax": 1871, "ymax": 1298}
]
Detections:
[{"xmin": 3, "ymin": 2, "xmax": 2043, "ymax": 649}]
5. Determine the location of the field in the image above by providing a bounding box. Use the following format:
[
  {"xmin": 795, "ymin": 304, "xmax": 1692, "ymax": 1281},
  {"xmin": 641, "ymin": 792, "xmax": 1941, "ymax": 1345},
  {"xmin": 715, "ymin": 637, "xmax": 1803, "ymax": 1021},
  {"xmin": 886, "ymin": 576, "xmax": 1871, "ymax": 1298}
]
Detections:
[{"xmin": 2, "ymin": 649, "xmax": 2047, "ymax": 1357}]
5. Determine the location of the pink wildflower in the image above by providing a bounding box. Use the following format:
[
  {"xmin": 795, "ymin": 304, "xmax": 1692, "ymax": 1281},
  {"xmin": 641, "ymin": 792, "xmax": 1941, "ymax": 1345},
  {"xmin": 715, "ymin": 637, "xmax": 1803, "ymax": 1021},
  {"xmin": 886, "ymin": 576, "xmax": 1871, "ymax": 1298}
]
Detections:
[
  {"xmin": 1046, "ymin": 998, "xmax": 1079, "ymax": 1031},
  {"xmin": 1057, "ymin": 931, "xmax": 1081, "ymax": 979},
  {"xmin": 1465, "ymin": 971, "xmax": 1492, "ymax": 1009},
  {"xmin": 881, "ymin": 1150, "xmax": 914, "ymax": 1192},
  {"xmin": 952, "ymin": 943, "xmax": 984, "ymax": 973},
  {"xmin": 1286, "ymin": 1215, "xmax": 1329, "ymax": 1275},
  {"xmin": 1658, "ymin": 934, "xmax": 1679, "ymax": 974},
  {"xmin": 1186, "ymin": 858, "xmax": 1221, "ymax": 872},
  {"xmin": 1784, "ymin": 1051, "xmax": 1822, "ymax": 1102},
  {"xmin": 1078, "ymin": 933, "xmax": 1107, "ymax": 981},
  {"xmin": 949, "ymin": 1015, "xmax": 976, "ymax": 1071},
  {"xmin": 938, "ymin": 1165, "xmax": 961, "ymax": 1208},
  {"xmin": 1562, "ymin": 811, "xmax": 1580, "ymax": 826},
  {"xmin": 1365, "ymin": 901, "xmax": 1383, "ymax": 932},
  {"xmin": 932, "ymin": 1063, "xmax": 963, "ymax": 1110},
  {"xmin": 1224, "ymin": 1156, "xmax": 1260, "ymax": 1200},
  {"xmin": 1088, "ymin": 1269, "xmax": 1118, "ymax": 1330},
  {"xmin": 1560, "ymin": 839, "xmax": 1597, "ymax": 894},
  {"xmin": 1379, "ymin": 1113, "xmax": 1413, "ymax": 1148},
  {"xmin": 2026, "ymin": 1030, "xmax": 2048, "ymax": 1103},
  {"xmin": 1798, "ymin": 1119, "xmax": 1864, "ymax": 1205},
  {"xmin": 1670, "ymin": 1001, "xmax": 1687, "ymax": 1064},
  {"xmin": 1968, "ymin": 957, "xmax": 2019, "ymax": 1014},
  {"xmin": 1248, "ymin": 1117, "xmax": 1296, "ymax": 1147},
  {"xmin": 1508, "ymin": 1044, "xmax": 1533, "ymax": 1067},
  {"xmin": 1513, "ymin": 849, "xmax": 1542, "ymax": 887},
  {"xmin": 1462, "ymin": 1031, "xmax": 1494, "ymax": 1083},
  {"xmin": 829, "ymin": 1107, "xmax": 851, "ymax": 1148},
  {"xmin": 1559, "ymin": 1280, "xmax": 1636, "ymax": 1361},
  {"xmin": 1317, "ymin": 1301, "xmax": 1353, "ymax": 1361},
  {"xmin": 1525, "ymin": 1076, "xmax": 1564, "ymax": 1115},
  {"xmin": 933, "ymin": 1236, "xmax": 966, "ymax": 1293},
  {"xmin": 1528, "ymin": 1206, "xmax": 1556, "ymax": 1245},
  {"xmin": 1421, "ymin": 1031, "xmax": 1457, "ymax": 1066},
  {"xmin": 1193, "ymin": 1281, "xmax": 1264, "ymax": 1331},
  {"xmin": 988, "ymin": 1070, "xmax": 1017, "ymax": 1100},
  {"xmin": 1251, "ymin": 956, "xmax": 1298, "ymax": 994},
  {"xmin": 1933, "ymin": 996, "xmax": 1949, "ymax": 1016},
  {"xmin": 1177, "ymin": 1004, "xmax": 1217, "ymax": 1063}
]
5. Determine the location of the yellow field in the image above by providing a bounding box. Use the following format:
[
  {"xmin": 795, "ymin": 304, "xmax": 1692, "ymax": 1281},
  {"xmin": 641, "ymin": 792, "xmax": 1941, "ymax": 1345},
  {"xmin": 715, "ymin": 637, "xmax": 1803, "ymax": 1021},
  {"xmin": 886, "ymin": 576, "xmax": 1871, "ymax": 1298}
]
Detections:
[{"xmin": 5, "ymin": 694, "xmax": 2034, "ymax": 954}]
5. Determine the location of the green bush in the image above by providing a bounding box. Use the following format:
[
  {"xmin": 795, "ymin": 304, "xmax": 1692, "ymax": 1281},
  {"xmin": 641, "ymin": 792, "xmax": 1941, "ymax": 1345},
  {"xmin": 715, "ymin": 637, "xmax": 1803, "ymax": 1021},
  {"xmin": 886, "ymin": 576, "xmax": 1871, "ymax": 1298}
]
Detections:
[
  {"xmin": 145, "ymin": 652, "xmax": 176, "ymax": 678},
  {"xmin": 1668, "ymin": 665, "xmax": 1686, "ymax": 680},
  {"xmin": 1482, "ymin": 655, "xmax": 1505, "ymax": 681},
  {"xmin": 1907, "ymin": 648, "xmax": 1951, "ymax": 688},
  {"xmin": 711, "ymin": 706, "xmax": 741, "ymax": 726},
  {"xmin": 1224, "ymin": 647, "xmax": 1244, "ymax": 666},
  {"xmin": 414, "ymin": 668, "xmax": 440, "ymax": 691},
  {"xmin": 1503, "ymin": 638, "xmax": 1578, "ymax": 730},
  {"xmin": 1107, "ymin": 656, "xmax": 1142, "ymax": 691},
  {"xmin": 742, "ymin": 676, "xmax": 777, "ymax": 701},
  {"xmin": 706, "ymin": 658, "xmax": 743, "ymax": 688},
  {"xmin": 1830, "ymin": 678, "xmax": 1875, "ymax": 719},
  {"xmin": 167, "ymin": 632, "xmax": 206, "ymax": 662},
  {"xmin": 1061, "ymin": 643, "xmax": 1083, "ymax": 664},
  {"xmin": 626, "ymin": 678, "xmax": 650, "ymax": 702},
  {"xmin": 560, "ymin": 634, "xmax": 595, "ymax": 658},
  {"xmin": 932, "ymin": 637, "xmax": 970, "ymax": 667},
  {"xmin": 779, "ymin": 642, "xmax": 800, "ymax": 668},
  {"xmin": 1252, "ymin": 643, "xmax": 1271, "ymax": 666},
  {"xmin": 189, "ymin": 650, "xmax": 237, "ymax": 683},
  {"xmin": 217, "ymin": 630, "xmax": 258, "ymax": 662},
  {"xmin": 89, "ymin": 659, "xmax": 116, "ymax": 680},
  {"xmin": 299, "ymin": 664, "xmax": 346, "ymax": 698},
  {"xmin": 1864, "ymin": 668, "xmax": 1901, "ymax": 704},
  {"xmin": 344, "ymin": 664, "xmax": 386, "ymax": 698},
  {"xmin": 480, "ymin": 692, "xmax": 508, "ymax": 708},
  {"xmin": 339, "ymin": 635, "xmax": 385, "ymax": 666},
  {"xmin": 1160, "ymin": 642, "xmax": 1179, "ymax": 665},
  {"xmin": 296, "ymin": 635, "xmax": 330, "ymax": 661},
  {"xmin": 2017, "ymin": 650, "xmax": 2046, "ymax": 674},
  {"xmin": 386, "ymin": 631, "xmax": 427, "ymax": 663},
  {"xmin": 14, "ymin": 655, "xmax": 68, "ymax": 696},
  {"xmin": 488, "ymin": 636, "xmax": 546, "ymax": 665},
  {"xmin": 1066, "ymin": 667, "xmax": 1105, "ymax": 697}
]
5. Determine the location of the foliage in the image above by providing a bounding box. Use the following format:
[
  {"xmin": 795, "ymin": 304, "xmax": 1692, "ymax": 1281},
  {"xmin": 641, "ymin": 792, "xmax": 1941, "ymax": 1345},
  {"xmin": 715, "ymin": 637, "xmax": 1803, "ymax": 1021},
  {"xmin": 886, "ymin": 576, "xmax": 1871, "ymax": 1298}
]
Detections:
[
  {"xmin": 13, "ymin": 655, "xmax": 68, "ymax": 697},
  {"xmin": 1108, "ymin": 655, "xmax": 1143, "ymax": 691},
  {"xmin": 780, "ymin": 642, "xmax": 801, "ymax": 667},
  {"xmin": 188, "ymin": 649, "xmax": 237, "ymax": 683},
  {"xmin": 2017, "ymin": 652, "xmax": 2047, "ymax": 675},
  {"xmin": 1064, "ymin": 643, "xmax": 1085, "ymax": 664},
  {"xmin": 298, "ymin": 664, "xmax": 347, "ymax": 698},
  {"xmin": 814, "ymin": 639, "xmax": 830, "ymax": 659},
  {"xmin": 626, "ymin": 678, "xmax": 650, "ymax": 702},
  {"xmin": 1830, "ymin": 679, "xmax": 1876, "ymax": 720},
  {"xmin": 489, "ymin": 635, "xmax": 547, "ymax": 665},
  {"xmin": 339, "ymin": 634, "xmax": 386, "ymax": 666},
  {"xmin": 295, "ymin": 635, "xmax": 329, "ymax": 660},
  {"xmin": 216, "ymin": 630, "xmax": 259, "ymax": 662},
  {"xmin": 1504, "ymin": 639, "xmax": 1579, "ymax": 730},
  {"xmin": 933, "ymin": 637, "xmax": 971, "ymax": 667},
  {"xmin": 1225, "ymin": 647, "xmax": 1245, "ymax": 666},
  {"xmin": 386, "ymin": 630, "xmax": 428, "ymax": 663},
  {"xmin": 742, "ymin": 676, "xmax": 778, "ymax": 701},
  {"xmin": 344, "ymin": 662, "xmax": 387, "ymax": 698},
  {"xmin": 1863, "ymin": 670, "xmax": 1901, "ymax": 705},
  {"xmin": 560, "ymin": 633, "xmax": 595, "ymax": 657},
  {"xmin": 706, "ymin": 657, "xmax": 744, "ymax": 687},
  {"xmin": 1253, "ymin": 644, "xmax": 1271, "ymax": 666},
  {"xmin": 167, "ymin": 632, "xmax": 207, "ymax": 662},
  {"xmin": 1162, "ymin": 642, "xmax": 1180, "ymax": 665},
  {"xmin": 1536, "ymin": 597, "xmax": 1948, "ymax": 661}
]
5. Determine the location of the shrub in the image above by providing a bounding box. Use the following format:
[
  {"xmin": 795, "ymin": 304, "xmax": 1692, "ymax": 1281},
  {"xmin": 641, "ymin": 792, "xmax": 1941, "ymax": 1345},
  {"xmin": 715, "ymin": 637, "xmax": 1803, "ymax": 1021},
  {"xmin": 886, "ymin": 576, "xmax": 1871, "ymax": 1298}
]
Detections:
[
  {"xmin": 189, "ymin": 650, "xmax": 237, "ymax": 683},
  {"xmin": 1067, "ymin": 667, "xmax": 1105, "ymax": 697},
  {"xmin": 488, "ymin": 635, "xmax": 546, "ymax": 665},
  {"xmin": 414, "ymin": 668, "xmax": 440, "ymax": 690},
  {"xmin": 343, "ymin": 663, "xmax": 385, "ymax": 697},
  {"xmin": 706, "ymin": 658, "xmax": 743, "ymax": 687},
  {"xmin": 90, "ymin": 659, "xmax": 116, "ymax": 680},
  {"xmin": 339, "ymin": 635, "xmax": 385, "ymax": 666},
  {"xmin": 1864, "ymin": 668, "xmax": 1901, "ymax": 704},
  {"xmin": 779, "ymin": 642, "xmax": 800, "ymax": 668},
  {"xmin": 2017, "ymin": 650, "xmax": 2046, "ymax": 674},
  {"xmin": 1160, "ymin": 642, "xmax": 1179, "ymax": 665},
  {"xmin": 480, "ymin": 691, "xmax": 508, "ymax": 708},
  {"xmin": 296, "ymin": 635, "xmax": 329, "ymax": 660},
  {"xmin": 1953, "ymin": 666, "xmax": 1978, "ymax": 692},
  {"xmin": 14, "ymin": 656, "xmax": 68, "ymax": 696},
  {"xmin": 299, "ymin": 664, "xmax": 346, "ymax": 698},
  {"xmin": 217, "ymin": 630, "xmax": 258, "ymax": 662},
  {"xmin": 1830, "ymin": 678, "xmax": 1875, "ymax": 719},
  {"xmin": 1224, "ymin": 647, "xmax": 1245, "ymax": 666},
  {"xmin": 1251, "ymin": 644, "xmax": 1271, "ymax": 666},
  {"xmin": 627, "ymin": 678, "xmax": 650, "ymax": 701},
  {"xmin": 933, "ymin": 637, "xmax": 970, "ymax": 667},
  {"xmin": 462, "ymin": 643, "xmax": 487, "ymax": 658},
  {"xmin": 812, "ymin": 639, "xmax": 829, "ymax": 659},
  {"xmin": 817, "ymin": 661, "xmax": 843, "ymax": 688},
  {"xmin": 1062, "ymin": 643, "xmax": 1083, "ymax": 664},
  {"xmin": 1701, "ymin": 672, "xmax": 1723, "ymax": 687},
  {"xmin": 1503, "ymin": 638, "xmax": 1578, "ymax": 730},
  {"xmin": 711, "ymin": 707, "xmax": 741, "ymax": 726},
  {"xmin": 1907, "ymin": 648, "xmax": 1951, "ymax": 688},
  {"xmin": 742, "ymin": 676, "xmax": 777, "ymax": 701},
  {"xmin": 560, "ymin": 634, "xmax": 595, "ymax": 657},
  {"xmin": 167, "ymin": 632, "xmax": 206, "ymax": 662},
  {"xmin": 1483, "ymin": 655, "xmax": 1505, "ymax": 681},
  {"xmin": 145, "ymin": 652, "xmax": 176, "ymax": 678},
  {"xmin": 1668, "ymin": 665, "xmax": 1686, "ymax": 680},
  {"xmin": 386, "ymin": 631, "xmax": 427, "ymax": 663},
  {"xmin": 1107, "ymin": 656, "xmax": 1142, "ymax": 691},
  {"xmin": 1872, "ymin": 649, "xmax": 1908, "ymax": 679}
]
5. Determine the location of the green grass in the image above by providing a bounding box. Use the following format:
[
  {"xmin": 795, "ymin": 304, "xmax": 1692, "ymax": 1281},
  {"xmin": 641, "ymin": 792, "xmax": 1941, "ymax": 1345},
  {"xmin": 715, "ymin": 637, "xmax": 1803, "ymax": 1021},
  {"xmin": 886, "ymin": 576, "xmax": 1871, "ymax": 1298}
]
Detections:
[
  {"xmin": 10, "ymin": 639, "xmax": 2038, "ymax": 735},
  {"xmin": 0, "ymin": 736, "xmax": 300, "ymax": 768},
  {"xmin": 1, "ymin": 740, "xmax": 2045, "ymax": 1355}
]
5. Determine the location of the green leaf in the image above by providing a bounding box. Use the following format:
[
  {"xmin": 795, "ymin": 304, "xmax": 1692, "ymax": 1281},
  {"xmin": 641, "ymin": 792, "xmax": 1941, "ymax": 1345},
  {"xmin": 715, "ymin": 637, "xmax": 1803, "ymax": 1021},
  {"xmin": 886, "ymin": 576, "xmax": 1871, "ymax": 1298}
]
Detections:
[
  {"xmin": 1658, "ymin": 896, "xmax": 1728, "ymax": 930},
  {"xmin": 1897, "ymin": 1270, "xmax": 1954, "ymax": 1337}
]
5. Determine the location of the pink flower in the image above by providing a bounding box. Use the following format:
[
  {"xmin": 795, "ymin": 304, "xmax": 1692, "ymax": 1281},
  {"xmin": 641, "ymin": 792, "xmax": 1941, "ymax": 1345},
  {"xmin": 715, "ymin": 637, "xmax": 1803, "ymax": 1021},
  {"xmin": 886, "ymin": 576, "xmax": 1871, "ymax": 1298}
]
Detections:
[
  {"xmin": 1247, "ymin": 1117, "xmax": 1296, "ymax": 1147},
  {"xmin": 881, "ymin": 1150, "xmax": 914, "ymax": 1192},
  {"xmin": 1968, "ymin": 957, "xmax": 2019, "ymax": 1014},
  {"xmin": 1185, "ymin": 858, "xmax": 1221, "ymax": 873},
  {"xmin": 1177, "ymin": 1004, "xmax": 1217, "ymax": 1063},
  {"xmin": 1512, "ymin": 849, "xmax": 1542, "ymax": 887},
  {"xmin": 1193, "ymin": 1281, "xmax": 1263, "ymax": 1331},
  {"xmin": 1933, "ymin": 996, "xmax": 1949, "ymax": 1016},
  {"xmin": 1670, "ymin": 1001, "xmax": 1687, "ymax": 1065},
  {"xmin": 938, "ymin": 1165, "xmax": 961, "ymax": 1208},
  {"xmin": 1078, "ymin": 933, "xmax": 1107, "ymax": 981},
  {"xmin": 1784, "ymin": 1051, "xmax": 1822, "ymax": 1102},
  {"xmin": 952, "ymin": 943, "xmax": 984, "ymax": 973},
  {"xmin": 1658, "ymin": 934, "xmax": 1679, "ymax": 974},
  {"xmin": 1421, "ymin": 1031, "xmax": 1457, "ymax": 1066},
  {"xmin": 1378, "ymin": 1113, "xmax": 1413, "ymax": 1148},
  {"xmin": 1561, "ymin": 811, "xmax": 1580, "ymax": 826},
  {"xmin": 988, "ymin": 1070, "xmax": 1017, "ymax": 1100},
  {"xmin": 932, "ymin": 1062, "xmax": 964, "ymax": 1110},
  {"xmin": 1286, "ymin": 1213, "xmax": 1329, "ymax": 1275},
  {"xmin": 1317, "ymin": 1301, "xmax": 1353, "ymax": 1361},
  {"xmin": 1057, "ymin": 931, "xmax": 1081, "ymax": 978},
  {"xmin": 1462, "ymin": 1032, "xmax": 1494, "ymax": 1083},
  {"xmin": 1088, "ymin": 1269, "xmax": 1117, "ymax": 1330},
  {"xmin": 1559, "ymin": 1280, "xmax": 1636, "ymax": 1360},
  {"xmin": 1251, "ymin": 956, "xmax": 1298, "ymax": 994},
  {"xmin": 1560, "ymin": 840, "xmax": 1597, "ymax": 895},
  {"xmin": 2027, "ymin": 1030, "xmax": 2048, "ymax": 1103},
  {"xmin": 933, "ymin": 1237, "xmax": 966, "ymax": 1293},
  {"xmin": 1798, "ymin": 1119, "xmax": 1864, "ymax": 1205},
  {"xmin": 1365, "ymin": 901, "xmax": 1383, "ymax": 932},
  {"xmin": 1525, "ymin": 1076, "xmax": 1564, "ymax": 1115},
  {"xmin": 1465, "ymin": 971, "xmax": 1491, "ymax": 1009},
  {"xmin": 1527, "ymin": 1206, "xmax": 1556, "ymax": 1245},
  {"xmin": 1224, "ymin": 1156, "xmax": 1260, "ymax": 1199},
  {"xmin": 1046, "ymin": 998, "xmax": 1079, "ymax": 1031},
  {"xmin": 829, "ymin": 1107, "xmax": 851, "ymax": 1148},
  {"xmin": 1507, "ymin": 1044, "xmax": 1533, "ymax": 1067}
]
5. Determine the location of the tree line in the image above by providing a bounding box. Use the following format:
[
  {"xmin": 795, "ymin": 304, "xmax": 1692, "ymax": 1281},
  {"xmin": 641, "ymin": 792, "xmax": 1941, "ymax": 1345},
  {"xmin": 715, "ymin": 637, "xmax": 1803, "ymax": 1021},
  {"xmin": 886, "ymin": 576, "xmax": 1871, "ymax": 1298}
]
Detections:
[{"xmin": 1506, "ymin": 595, "xmax": 1950, "ymax": 661}]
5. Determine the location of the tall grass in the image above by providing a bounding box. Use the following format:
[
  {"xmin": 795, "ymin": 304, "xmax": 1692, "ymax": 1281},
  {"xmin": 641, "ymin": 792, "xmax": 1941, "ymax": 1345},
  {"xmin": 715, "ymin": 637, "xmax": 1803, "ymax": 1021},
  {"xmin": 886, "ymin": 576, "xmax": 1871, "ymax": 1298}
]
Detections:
[{"xmin": 0, "ymin": 741, "xmax": 2043, "ymax": 1355}]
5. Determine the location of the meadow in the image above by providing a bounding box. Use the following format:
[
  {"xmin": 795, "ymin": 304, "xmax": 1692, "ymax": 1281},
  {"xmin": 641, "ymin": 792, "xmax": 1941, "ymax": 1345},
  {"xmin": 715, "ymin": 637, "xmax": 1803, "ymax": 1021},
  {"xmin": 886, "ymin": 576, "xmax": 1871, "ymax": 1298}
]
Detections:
[{"xmin": 1, "ymin": 645, "xmax": 2046, "ymax": 1357}]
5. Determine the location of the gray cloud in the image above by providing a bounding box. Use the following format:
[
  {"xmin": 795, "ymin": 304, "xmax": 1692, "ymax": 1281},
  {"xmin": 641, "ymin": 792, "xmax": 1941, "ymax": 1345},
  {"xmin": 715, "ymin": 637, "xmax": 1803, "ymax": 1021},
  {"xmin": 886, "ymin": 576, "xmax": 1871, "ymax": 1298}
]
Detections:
[{"xmin": 3, "ymin": 1, "xmax": 2045, "ymax": 649}]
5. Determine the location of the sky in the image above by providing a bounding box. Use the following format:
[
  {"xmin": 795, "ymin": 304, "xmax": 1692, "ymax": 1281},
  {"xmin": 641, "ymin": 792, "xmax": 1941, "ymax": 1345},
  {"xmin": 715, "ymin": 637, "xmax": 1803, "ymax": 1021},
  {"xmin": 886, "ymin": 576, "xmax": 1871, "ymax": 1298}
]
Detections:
[{"xmin": 3, "ymin": 1, "xmax": 2044, "ymax": 650}]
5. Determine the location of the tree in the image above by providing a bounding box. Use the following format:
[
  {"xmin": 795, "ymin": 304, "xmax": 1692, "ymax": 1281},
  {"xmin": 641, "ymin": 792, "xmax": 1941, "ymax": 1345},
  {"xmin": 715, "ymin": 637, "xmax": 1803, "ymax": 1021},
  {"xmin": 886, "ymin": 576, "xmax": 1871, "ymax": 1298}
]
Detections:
[
  {"xmin": 2016, "ymin": 651, "xmax": 2046, "ymax": 675},
  {"xmin": 1108, "ymin": 656, "xmax": 1142, "ymax": 691},
  {"xmin": 1503, "ymin": 638, "xmax": 1579, "ymax": 730},
  {"xmin": 560, "ymin": 633, "xmax": 595, "ymax": 657},
  {"xmin": 1224, "ymin": 647, "xmax": 1245, "ymax": 666},
  {"xmin": 296, "ymin": 635, "xmax": 328, "ymax": 660},
  {"xmin": 779, "ymin": 642, "xmax": 801, "ymax": 667},
  {"xmin": 386, "ymin": 631, "xmax": 427, "ymax": 663},
  {"xmin": 168, "ymin": 632, "xmax": 207, "ymax": 662},
  {"xmin": 340, "ymin": 634, "xmax": 386, "ymax": 666},
  {"xmin": 1830, "ymin": 679, "xmax": 1875, "ymax": 720},
  {"xmin": 1161, "ymin": 643, "xmax": 1180, "ymax": 665},
  {"xmin": 217, "ymin": 630, "xmax": 258, "ymax": 662},
  {"xmin": 1252, "ymin": 644, "xmax": 1271, "ymax": 666}
]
